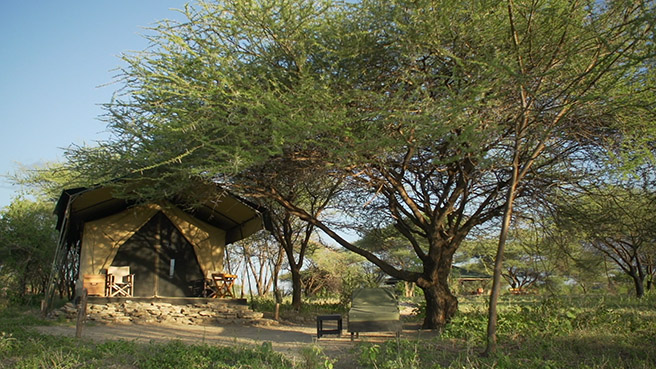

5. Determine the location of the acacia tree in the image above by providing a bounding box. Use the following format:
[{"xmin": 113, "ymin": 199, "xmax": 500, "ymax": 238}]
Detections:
[
  {"xmin": 554, "ymin": 183, "xmax": 656, "ymax": 298},
  {"xmin": 68, "ymin": 0, "xmax": 502, "ymax": 328},
  {"xmin": 297, "ymin": 243, "xmax": 378, "ymax": 300},
  {"xmin": 65, "ymin": 0, "xmax": 654, "ymax": 330},
  {"xmin": 266, "ymin": 205, "xmax": 312, "ymax": 307},
  {"xmin": 233, "ymin": 152, "xmax": 343, "ymax": 309},
  {"xmin": 9, "ymin": 162, "xmax": 81, "ymax": 202},
  {"xmin": 264, "ymin": 178, "xmax": 339, "ymax": 310},
  {"xmin": 481, "ymin": 0, "xmax": 655, "ymax": 354}
]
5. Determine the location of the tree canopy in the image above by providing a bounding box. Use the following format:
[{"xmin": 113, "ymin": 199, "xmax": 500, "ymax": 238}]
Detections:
[{"xmin": 65, "ymin": 0, "xmax": 656, "ymax": 329}]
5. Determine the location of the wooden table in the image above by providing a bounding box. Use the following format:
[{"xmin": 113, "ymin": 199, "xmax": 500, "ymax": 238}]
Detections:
[
  {"xmin": 211, "ymin": 273, "xmax": 237, "ymax": 298},
  {"xmin": 316, "ymin": 314, "xmax": 342, "ymax": 339}
]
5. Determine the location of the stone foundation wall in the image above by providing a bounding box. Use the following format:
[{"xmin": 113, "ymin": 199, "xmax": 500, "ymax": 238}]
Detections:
[{"xmin": 54, "ymin": 300, "xmax": 272, "ymax": 326}]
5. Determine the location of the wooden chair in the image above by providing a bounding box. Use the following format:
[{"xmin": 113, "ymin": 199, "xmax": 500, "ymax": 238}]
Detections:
[
  {"xmin": 202, "ymin": 277, "xmax": 218, "ymax": 298},
  {"xmin": 210, "ymin": 272, "xmax": 237, "ymax": 298},
  {"xmin": 105, "ymin": 266, "xmax": 134, "ymax": 297}
]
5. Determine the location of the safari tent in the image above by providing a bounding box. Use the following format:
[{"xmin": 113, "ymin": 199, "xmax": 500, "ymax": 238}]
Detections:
[
  {"xmin": 54, "ymin": 185, "xmax": 265, "ymax": 299},
  {"xmin": 453, "ymin": 266, "xmax": 492, "ymax": 295}
]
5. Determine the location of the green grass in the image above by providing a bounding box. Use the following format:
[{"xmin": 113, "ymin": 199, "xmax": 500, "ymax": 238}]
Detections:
[
  {"xmin": 2, "ymin": 294, "xmax": 655, "ymax": 368},
  {"xmin": 356, "ymin": 294, "xmax": 656, "ymax": 369},
  {"xmin": 0, "ymin": 305, "xmax": 296, "ymax": 369}
]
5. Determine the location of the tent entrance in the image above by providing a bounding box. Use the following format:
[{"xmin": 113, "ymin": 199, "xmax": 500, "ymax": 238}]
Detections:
[{"xmin": 111, "ymin": 212, "xmax": 204, "ymax": 297}]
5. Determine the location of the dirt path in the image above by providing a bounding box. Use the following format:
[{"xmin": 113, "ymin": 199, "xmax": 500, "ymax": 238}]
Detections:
[{"xmin": 34, "ymin": 320, "xmax": 436, "ymax": 368}]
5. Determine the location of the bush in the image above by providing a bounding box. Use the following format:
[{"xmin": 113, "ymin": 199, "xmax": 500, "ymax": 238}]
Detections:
[
  {"xmin": 357, "ymin": 295, "xmax": 656, "ymax": 369},
  {"xmin": 357, "ymin": 340, "xmax": 422, "ymax": 369},
  {"xmin": 250, "ymin": 295, "xmax": 348, "ymax": 320},
  {"xmin": 298, "ymin": 345, "xmax": 336, "ymax": 369}
]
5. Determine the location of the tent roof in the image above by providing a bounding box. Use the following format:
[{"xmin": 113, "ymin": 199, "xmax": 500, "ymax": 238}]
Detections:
[
  {"xmin": 55, "ymin": 185, "xmax": 265, "ymax": 244},
  {"xmin": 453, "ymin": 266, "xmax": 492, "ymax": 280}
]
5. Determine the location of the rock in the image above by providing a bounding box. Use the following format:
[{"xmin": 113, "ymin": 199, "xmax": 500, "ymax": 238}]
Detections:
[
  {"xmin": 52, "ymin": 300, "xmax": 262, "ymax": 326},
  {"xmin": 238, "ymin": 311, "xmax": 264, "ymax": 319},
  {"xmin": 250, "ymin": 318, "xmax": 279, "ymax": 327}
]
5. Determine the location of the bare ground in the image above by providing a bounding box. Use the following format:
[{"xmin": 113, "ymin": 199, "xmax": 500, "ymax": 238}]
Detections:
[{"xmin": 34, "ymin": 316, "xmax": 438, "ymax": 368}]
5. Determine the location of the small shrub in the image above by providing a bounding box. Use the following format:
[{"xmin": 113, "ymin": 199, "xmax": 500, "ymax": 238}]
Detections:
[
  {"xmin": 358, "ymin": 343, "xmax": 380, "ymax": 367},
  {"xmin": 35, "ymin": 349, "xmax": 81, "ymax": 369},
  {"xmin": 357, "ymin": 339, "xmax": 423, "ymax": 369},
  {"xmin": 299, "ymin": 345, "xmax": 335, "ymax": 369},
  {"xmin": 0, "ymin": 332, "xmax": 16, "ymax": 355},
  {"xmin": 440, "ymin": 307, "xmax": 487, "ymax": 343},
  {"xmin": 250, "ymin": 295, "xmax": 348, "ymax": 325}
]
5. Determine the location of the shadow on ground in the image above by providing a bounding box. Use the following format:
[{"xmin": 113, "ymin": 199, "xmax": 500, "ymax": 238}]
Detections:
[{"xmin": 34, "ymin": 319, "xmax": 437, "ymax": 368}]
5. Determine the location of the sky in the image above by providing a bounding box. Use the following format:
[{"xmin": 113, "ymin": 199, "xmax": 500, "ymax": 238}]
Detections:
[{"xmin": 0, "ymin": 1, "xmax": 191, "ymax": 210}]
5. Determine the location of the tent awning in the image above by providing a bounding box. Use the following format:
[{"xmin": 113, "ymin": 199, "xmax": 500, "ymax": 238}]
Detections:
[{"xmin": 55, "ymin": 184, "xmax": 265, "ymax": 245}]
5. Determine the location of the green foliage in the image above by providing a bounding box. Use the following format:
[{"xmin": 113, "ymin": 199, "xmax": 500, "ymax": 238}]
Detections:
[
  {"xmin": 9, "ymin": 162, "xmax": 83, "ymax": 203},
  {"xmin": 437, "ymin": 296, "xmax": 632, "ymax": 345},
  {"xmin": 0, "ymin": 198, "xmax": 58, "ymax": 302},
  {"xmin": 0, "ymin": 333, "xmax": 15, "ymax": 357},
  {"xmin": 2, "ymin": 338, "xmax": 295, "ymax": 369},
  {"xmin": 358, "ymin": 295, "xmax": 656, "ymax": 368},
  {"xmin": 250, "ymin": 295, "xmax": 348, "ymax": 321},
  {"xmin": 67, "ymin": 0, "xmax": 353, "ymax": 194},
  {"xmin": 460, "ymin": 229, "xmax": 548, "ymax": 292},
  {"xmin": 293, "ymin": 246, "xmax": 378, "ymax": 303},
  {"xmin": 62, "ymin": 0, "xmax": 656, "ymax": 330},
  {"xmin": 2, "ymin": 296, "xmax": 656, "ymax": 368},
  {"xmin": 298, "ymin": 345, "xmax": 335, "ymax": 369},
  {"xmin": 357, "ymin": 340, "xmax": 422, "ymax": 369},
  {"xmin": 356, "ymin": 225, "xmax": 423, "ymax": 273},
  {"xmin": 553, "ymin": 181, "xmax": 656, "ymax": 297},
  {"xmin": 137, "ymin": 340, "xmax": 292, "ymax": 369}
]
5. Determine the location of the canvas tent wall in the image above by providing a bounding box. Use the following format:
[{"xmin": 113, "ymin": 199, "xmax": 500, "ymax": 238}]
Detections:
[{"xmin": 54, "ymin": 185, "xmax": 264, "ymax": 298}]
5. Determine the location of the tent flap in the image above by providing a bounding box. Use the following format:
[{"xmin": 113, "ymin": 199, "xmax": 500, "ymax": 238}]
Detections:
[
  {"xmin": 159, "ymin": 203, "xmax": 226, "ymax": 278},
  {"xmin": 78, "ymin": 203, "xmax": 227, "ymax": 284},
  {"xmin": 79, "ymin": 205, "xmax": 159, "ymax": 277}
]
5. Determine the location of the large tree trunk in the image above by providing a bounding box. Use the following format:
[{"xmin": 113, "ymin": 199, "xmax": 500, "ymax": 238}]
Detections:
[
  {"xmin": 417, "ymin": 278, "xmax": 458, "ymax": 329},
  {"xmin": 416, "ymin": 253, "xmax": 458, "ymax": 329},
  {"xmin": 290, "ymin": 265, "xmax": 303, "ymax": 310},
  {"xmin": 404, "ymin": 281, "xmax": 415, "ymax": 298},
  {"xmin": 630, "ymin": 271, "xmax": 645, "ymax": 298}
]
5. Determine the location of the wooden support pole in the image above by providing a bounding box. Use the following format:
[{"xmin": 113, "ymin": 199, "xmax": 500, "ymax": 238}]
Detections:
[{"xmin": 75, "ymin": 289, "xmax": 88, "ymax": 338}]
